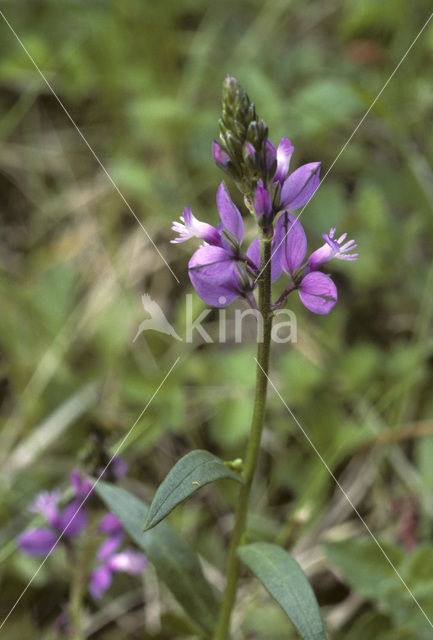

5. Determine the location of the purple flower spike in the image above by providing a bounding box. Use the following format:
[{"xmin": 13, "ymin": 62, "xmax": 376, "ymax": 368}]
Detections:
[
  {"xmin": 216, "ymin": 182, "xmax": 244, "ymax": 242},
  {"xmin": 171, "ymin": 206, "xmax": 221, "ymax": 246},
  {"xmin": 254, "ymin": 180, "xmax": 272, "ymax": 219},
  {"xmin": 298, "ymin": 272, "xmax": 337, "ymax": 314},
  {"xmin": 274, "ymin": 138, "xmax": 294, "ymax": 184},
  {"xmin": 212, "ymin": 140, "xmax": 230, "ymax": 170},
  {"xmin": 308, "ymin": 228, "xmax": 358, "ymax": 271},
  {"xmin": 89, "ymin": 565, "xmax": 112, "ymax": 600},
  {"xmin": 18, "ymin": 528, "xmax": 58, "ymax": 556},
  {"xmin": 280, "ymin": 162, "xmax": 321, "ymax": 210}
]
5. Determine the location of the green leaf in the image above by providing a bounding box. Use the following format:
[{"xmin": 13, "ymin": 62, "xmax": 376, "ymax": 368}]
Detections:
[
  {"xmin": 96, "ymin": 481, "xmax": 217, "ymax": 636},
  {"xmin": 143, "ymin": 449, "xmax": 244, "ymax": 531},
  {"xmin": 238, "ymin": 542, "xmax": 326, "ymax": 640}
]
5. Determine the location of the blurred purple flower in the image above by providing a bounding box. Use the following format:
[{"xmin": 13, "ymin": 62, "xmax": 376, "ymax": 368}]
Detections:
[
  {"xmin": 90, "ymin": 513, "xmax": 146, "ymax": 600},
  {"xmin": 18, "ymin": 472, "xmax": 89, "ymax": 557}
]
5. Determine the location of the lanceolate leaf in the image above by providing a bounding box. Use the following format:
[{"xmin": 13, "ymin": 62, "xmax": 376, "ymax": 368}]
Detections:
[
  {"xmin": 238, "ymin": 542, "xmax": 326, "ymax": 640},
  {"xmin": 96, "ymin": 481, "xmax": 217, "ymax": 636},
  {"xmin": 143, "ymin": 449, "xmax": 244, "ymax": 531}
]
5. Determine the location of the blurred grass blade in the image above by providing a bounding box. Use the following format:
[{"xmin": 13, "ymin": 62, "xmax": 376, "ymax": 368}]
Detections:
[
  {"xmin": 96, "ymin": 481, "xmax": 217, "ymax": 636},
  {"xmin": 143, "ymin": 449, "xmax": 244, "ymax": 531},
  {"xmin": 238, "ymin": 542, "xmax": 326, "ymax": 640}
]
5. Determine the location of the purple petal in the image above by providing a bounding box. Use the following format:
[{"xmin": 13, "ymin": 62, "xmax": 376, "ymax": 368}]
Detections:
[
  {"xmin": 58, "ymin": 501, "xmax": 88, "ymax": 537},
  {"xmin": 254, "ymin": 180, "xmax": 272, "ymax": 219},
  {"xmin": 18, "ymin": 528, "xmax": 58, "ymax": 556},
  {"xmin": 280, "ymin": 162, "xmax": 321, "ymax": 210},
  {"xmin": 274, "ymin": 213, "xmax": 307, "ymax": 274},
  {"xmin": 188, "ymin": 246, "xmax": 242, "ymax": 307},
  {"xmin": 97, "ymin": 533, "xmax": 123, "ymax": 562},
  {"xmin": 29, "ymin": 490, "xmax": 60, "ymax": 527},
  {"xmin": 89, "ymin": 565, "xmax": 112, "ymax": 600},
  {"xmin": 70, "ymin": 470, "xmax": 93, "ymax": 499},
  {"xmin": 112, "ymin": 456, "xmax": 129, "ymax": 479},
  {"xmin": 246, "ymin": 238, "xmax": 282, "ymax": 283},
  {"xmin": 274, "ymin": 138, "xmax": 294, "ymax": 184},
  {"xmin": 216, "ymin": 182, "xmax": 244, "ymax": 242},
  {"xmin": 108, "ymin": 549, "xmax": 147, "ymax": 575},
  {"xmin": 263, "ymin": 139, "xmax": 277, "ymax": 171},
  {"xmin": 99, "ymin": 512, "xmax": 123, "ymax": 535},
  {"xmin": 298, "ymin": 272, "xmax": 337, "ymax": 314}
]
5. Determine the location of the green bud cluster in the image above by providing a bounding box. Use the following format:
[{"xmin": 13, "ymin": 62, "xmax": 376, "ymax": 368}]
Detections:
[{"xmin": 217, "ymin": 76, "xmax": 269, "ymax": 197}]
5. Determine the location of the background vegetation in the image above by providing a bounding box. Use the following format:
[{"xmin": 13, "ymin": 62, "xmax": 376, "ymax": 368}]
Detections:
[{"xmin": 1, "ymin": 0, "xmax": 433, "ymax": 637}]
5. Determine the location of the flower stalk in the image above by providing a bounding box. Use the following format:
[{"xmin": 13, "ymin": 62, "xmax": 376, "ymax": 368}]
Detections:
[{"xmin": 213, "ymin": 234, "xmax": 273, "ymax": 640}]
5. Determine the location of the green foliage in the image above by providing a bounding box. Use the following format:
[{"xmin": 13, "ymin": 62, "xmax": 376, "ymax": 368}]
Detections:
[
  {"xmin": 238, "ymin": 542, "xmax": 326, "ymax": 640},
  {"xmin": 325, "ymin": 538, "xmax": 433, "ymax": 636},
  {"xmin": 96, "ymin": 481, "xmax": 218, "ymax": 636},
  {"xmin": 143, "ymin": 449, "xmax": 244, "ymax": 531}
]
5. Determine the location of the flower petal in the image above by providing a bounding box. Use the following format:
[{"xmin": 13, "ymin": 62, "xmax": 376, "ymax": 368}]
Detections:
[
  {"xmin": 108, "ymin": 549, "xmax": 147, "ymax": 575},
  {"xmin": 254, "ymin": 181, "xmax": 272, "ymax": 219},
  {"xmin": 280, "ymin": 162, "xmax": 321, "ymax": 210},
  {"xmin": 298, "ymin": 272, "xmax": 337, "ymax": 314},
  {"xmin": 89, "ymin": 565, "xmax": 112, "ymax": 600},
  {"xmin": 97, "ymin": 533, "xmax": 124, "ymax": 562},
  {"xmin": 274, "ymin": 212, "xmax": 307, "ymax": 274},
  {"xmin": 274, "ymin": 137, "xmax": 294, "ymax": 184},
  {"xmin": 216, "ymin": 182, "xmax": 244, "ymax": 241},
  {"xmin": 246, "ymin": 237, "xmax": 282, "ymax": 283},
  {"xmin": 58, "ymin": 501, "xmax": 88, "ymax": 537},
  {"xmin": 18, "ymin": 528, "xmax": 57, "ymax": 556},
  {"xmin": 70, "ymin": 471, "xmax": 93, "ymax": 499},
  {"xmin": 188, "ymin": 246, "xmax": 242, "ymax": 307},
  {"xmin": 29, "ymin": 490, "xmax": 61, "ymax": 528},
  {"xmin": 99, "ymin": 512, "xmax": 123, "ymax": 535}
]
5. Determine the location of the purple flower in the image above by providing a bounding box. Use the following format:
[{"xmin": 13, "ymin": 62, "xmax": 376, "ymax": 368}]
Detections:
[
  {"xmin": 18, "ymin": 472, "xmax": 89, "ymax": 557},
  {"xmin": 275, "ymin": 213, "xmax": 357, "ymax": 314},
  {"xmin": 279, "ymin": 161, "xmax": 321, "ymax": 211},
  {"xmin": 90, "ymin": 513, "xmax": 147, "ymax": 600},
  {"xmin": 18, "ymin": 528, "xmax": 58, "ymax": 556},
  {"xmin": 171, "ymin": 205, "xmax": 222, "ymax": 246},
  {"xmin": 307, "ymin": 228, "xmax": 358, "ymax": 271}
]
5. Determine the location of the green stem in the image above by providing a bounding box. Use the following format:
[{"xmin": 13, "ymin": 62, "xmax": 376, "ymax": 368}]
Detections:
[{"xmin": 213, "ymin": 235, "xmax": 273, "ymax": 640}]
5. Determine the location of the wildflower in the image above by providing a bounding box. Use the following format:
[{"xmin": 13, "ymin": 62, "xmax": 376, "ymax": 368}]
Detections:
[
  {"xmin": 307, "ymin": 228, "xmax": 358, "ymax": 271},
  {"xmin": 275, "ymin": 213, "xmax": 357, "ymax": 314},
  {"xmin": 172, "ymin": 182, "xmax": 281, "ymax": 307},
  {"xmin": 171, "ymin": 205, "xmax": 221, "ymax": 246},
  {"xmin": 89, "ymin": 513, "xmax": 146, "ymax": 599},
  {"xmin": 18, "ymin": 477, "xmax": 88, "ymax": 556}
]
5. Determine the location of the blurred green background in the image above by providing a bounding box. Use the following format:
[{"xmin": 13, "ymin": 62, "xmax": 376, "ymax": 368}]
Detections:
[{"xmin": 1, "ymin": 0, "xmax": 433, "ymax": 638}]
